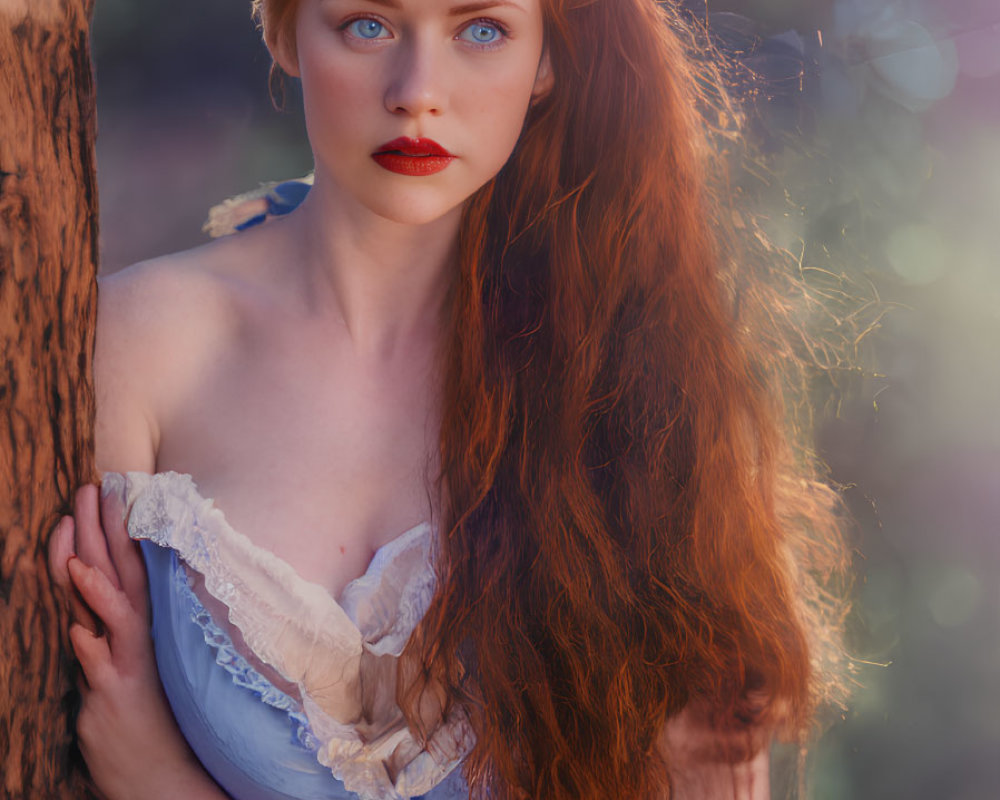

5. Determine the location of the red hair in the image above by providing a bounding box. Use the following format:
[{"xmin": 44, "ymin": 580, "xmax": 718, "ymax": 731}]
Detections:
[{"xmin": 255, "ymin": 0, "xmax": 848, "ymax": 796}]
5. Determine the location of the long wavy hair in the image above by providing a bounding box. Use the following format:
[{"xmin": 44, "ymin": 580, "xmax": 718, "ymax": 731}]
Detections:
[{"xmin": 255, "ymin": 0, "xmax": 849, "ymax": 797}]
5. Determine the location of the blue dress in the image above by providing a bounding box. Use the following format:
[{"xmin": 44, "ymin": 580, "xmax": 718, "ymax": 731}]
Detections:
[{"xmin": 105, "ymin": 471, "xmax": 471, "ymax": 800}]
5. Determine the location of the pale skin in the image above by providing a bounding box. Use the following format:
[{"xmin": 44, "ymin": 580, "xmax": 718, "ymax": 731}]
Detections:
[{"xmin": 48, "ymin": 0, "xmax": 769, "ymax": 796}]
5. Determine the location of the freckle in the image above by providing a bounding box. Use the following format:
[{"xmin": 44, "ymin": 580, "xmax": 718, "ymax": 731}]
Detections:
[{"xmin": 339, "ymin": 546, "xmax": 346, "ymax": 554}]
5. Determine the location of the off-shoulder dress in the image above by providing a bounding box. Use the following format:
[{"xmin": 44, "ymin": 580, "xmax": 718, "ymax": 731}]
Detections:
[{"xmin": 104, "ymin": 471, "xmax": 472, "ymax": 800}]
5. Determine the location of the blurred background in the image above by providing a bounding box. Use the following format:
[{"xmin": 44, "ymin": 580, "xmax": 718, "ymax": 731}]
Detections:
[{"xmin": 90, "ymin": 0, "xmax": 1000, "ymax": 797}]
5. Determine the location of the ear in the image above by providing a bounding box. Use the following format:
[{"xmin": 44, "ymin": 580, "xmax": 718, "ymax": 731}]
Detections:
[
  {"xmin": 264, "ymin": 20, "xmax": 301, "ymax": 78},
  {"xmin": 531, "ymin": 46, "xmax": 554, "ymax": 103}
]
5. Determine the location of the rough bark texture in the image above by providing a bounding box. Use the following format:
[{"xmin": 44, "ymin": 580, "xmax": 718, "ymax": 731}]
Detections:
[{"xmin": 0, "ymin": 0, "xmax": 99, "ymax": 796}]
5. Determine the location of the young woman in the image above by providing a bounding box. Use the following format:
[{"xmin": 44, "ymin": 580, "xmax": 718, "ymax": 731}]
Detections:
[{"xmin": 49, "ymin": 0, "xmax": 848, "ymax": 798}]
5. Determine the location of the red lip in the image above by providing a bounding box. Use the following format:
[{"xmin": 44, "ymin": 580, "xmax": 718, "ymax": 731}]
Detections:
[
  {"xmin": 372, "ymin": 137, "xmax": 456, "ymax": 176},
  {"xmin": 374, "ymin": 137, "xmax": 454, "ymax": 157}
]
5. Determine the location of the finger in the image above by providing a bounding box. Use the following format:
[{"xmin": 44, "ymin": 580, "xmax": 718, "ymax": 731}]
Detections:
[
  {"xmin": 48, "ymin": 517, "xmax": 102, "ymax": 634},
  {"xmin": 74, "ymin": 484, "xmax": 122, "ymax": 590},
  {"xmin": 100, "ymin": 477, "xmax": 148, "ymax": 617},
  {"xmin": 72, "ymin": 650, "xmax": 91, "ymax": 690},
  {"xmin": 69, "ymin": 622, "xmax": 114, "ymax": 689},
  {"xmin": 68, "ymin": 556, "xmax": 136, "ymax": 639},
  {"xmin": 68, "ymin": 557, "xmax": 149, "ymax": 669},
  {"xmin": 69, "ymin": 589, "xmax": 102, "ymax": 637},
  {"xmin": 48, "ymin": 516, "xmax": 76, "ymax": 592}
]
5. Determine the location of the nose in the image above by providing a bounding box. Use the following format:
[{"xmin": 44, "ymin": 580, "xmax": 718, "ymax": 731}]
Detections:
[{"xmin": 383, "ymin": 36, "xmax": 447, "ymax": 116}]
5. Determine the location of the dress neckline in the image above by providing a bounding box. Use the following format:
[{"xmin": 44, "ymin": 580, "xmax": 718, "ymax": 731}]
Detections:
[
  {"xmin": 112, "ymin": 470, "xmax": 430, "ymax": 607},
  {"xmin": 108, "ymin": 469, "xmax": 432, "ymax": 608},
  {"xmin": 112, "ymin": 469, "xmax": 472, "ymax": 799}
]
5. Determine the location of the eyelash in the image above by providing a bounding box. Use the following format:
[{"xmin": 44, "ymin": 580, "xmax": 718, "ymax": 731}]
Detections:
[{"xmin": 338, "ymin": 15, "xmax": 510, "ymax": 50}]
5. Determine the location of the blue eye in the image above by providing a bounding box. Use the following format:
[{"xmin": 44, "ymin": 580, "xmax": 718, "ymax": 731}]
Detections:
[
  {"xmin": 348, "ymin": 18, "xmax": 388, "ymax": 39},
  {"xmin": 459, "ymin": 21, "xmax": 503, "ymax": 45}
]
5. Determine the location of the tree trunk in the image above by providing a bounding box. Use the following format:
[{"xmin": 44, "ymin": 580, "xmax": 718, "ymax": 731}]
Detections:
[{"xmin": 0, "ymin": 0, "xmax": 99, "ymax": 796}]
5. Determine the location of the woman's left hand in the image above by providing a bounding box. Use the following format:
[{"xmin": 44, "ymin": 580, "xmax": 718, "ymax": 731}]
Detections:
[{"xmin": 49, "ymin": 484, "xmax": 224, "ymax": 800}]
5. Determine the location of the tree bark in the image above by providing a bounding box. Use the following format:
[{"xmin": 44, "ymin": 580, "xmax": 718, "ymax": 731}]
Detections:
[{"xmin": 0, "ymin": 0, "xmax": 99, "ymax": 796}]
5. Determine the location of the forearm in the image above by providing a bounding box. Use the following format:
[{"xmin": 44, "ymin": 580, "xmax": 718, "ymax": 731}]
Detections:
[
  {"xmin": 659, "ymin": 699, "xmax": 772, "ymax": 800},
  {"xmin": 668, "ymin": 746, "xmax": 769, "ymax": 800}
]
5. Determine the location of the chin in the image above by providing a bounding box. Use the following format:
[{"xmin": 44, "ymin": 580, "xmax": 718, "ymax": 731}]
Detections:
[{"xmin": 363, "ymin": 190, "xmax": 471, "ymax": 228}]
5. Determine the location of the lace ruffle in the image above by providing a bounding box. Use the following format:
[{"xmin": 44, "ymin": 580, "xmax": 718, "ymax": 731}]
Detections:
[
  {"xmin": 104, "ymin": 470, "xmax": 474, "ymax": 800},
  {"xmin": 171, "ymin": 551, "xmax": 319, "ymax": 751}
]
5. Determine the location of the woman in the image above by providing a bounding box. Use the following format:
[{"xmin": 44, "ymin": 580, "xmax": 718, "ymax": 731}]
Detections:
[{"xmin": 49, "ymin": 0, "xmax": 848, "ymax": 797}]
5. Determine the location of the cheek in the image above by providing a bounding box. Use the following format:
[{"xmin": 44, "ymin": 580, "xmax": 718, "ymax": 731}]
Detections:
[
  {"xmin": 300, "ymin": 54, "xmax": 378, "ymax": 133},
  {"xmin": 464, "ymin": 69, "xmax": 538, "ymax": 151}
]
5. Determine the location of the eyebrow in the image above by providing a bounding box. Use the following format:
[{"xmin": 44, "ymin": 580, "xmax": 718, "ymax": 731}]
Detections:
[{"xmin": 334, "ymin": 0, "xmax": 527, "ymax": 15}]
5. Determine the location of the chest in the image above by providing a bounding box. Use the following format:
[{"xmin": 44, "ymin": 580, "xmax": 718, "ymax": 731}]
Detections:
[{"xmin": 153, "ymin": 315, "xmax": 441, "ymax": 597}]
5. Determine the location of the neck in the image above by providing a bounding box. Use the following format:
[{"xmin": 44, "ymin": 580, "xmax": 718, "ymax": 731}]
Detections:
[{"xmin": 285, "ymin": 174, "xmax": 461, "ymax": 361}]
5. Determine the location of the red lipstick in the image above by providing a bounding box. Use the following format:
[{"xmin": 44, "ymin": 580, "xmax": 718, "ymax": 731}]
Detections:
[{"xmin": 372, "ymin": 137, "xmax": 455, "ymax": 176}]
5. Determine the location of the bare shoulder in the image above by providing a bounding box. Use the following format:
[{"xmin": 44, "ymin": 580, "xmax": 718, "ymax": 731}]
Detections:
[
  {"xmin": 97, "ymin": 240, "xmax": 239, "ymax": 355},
  {"xmin": 95, "ymin": 224, "xmax": 286, "ymax": 473}
]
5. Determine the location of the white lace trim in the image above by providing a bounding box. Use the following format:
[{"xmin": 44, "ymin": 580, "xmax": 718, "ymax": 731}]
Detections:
[
  {"xmin": 103, "ymin": 471, "xmax": 474, "ymax": 800},
  {"xmin": 172, "ymin": 551, "xmax": 319, "ymax": 751}
]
